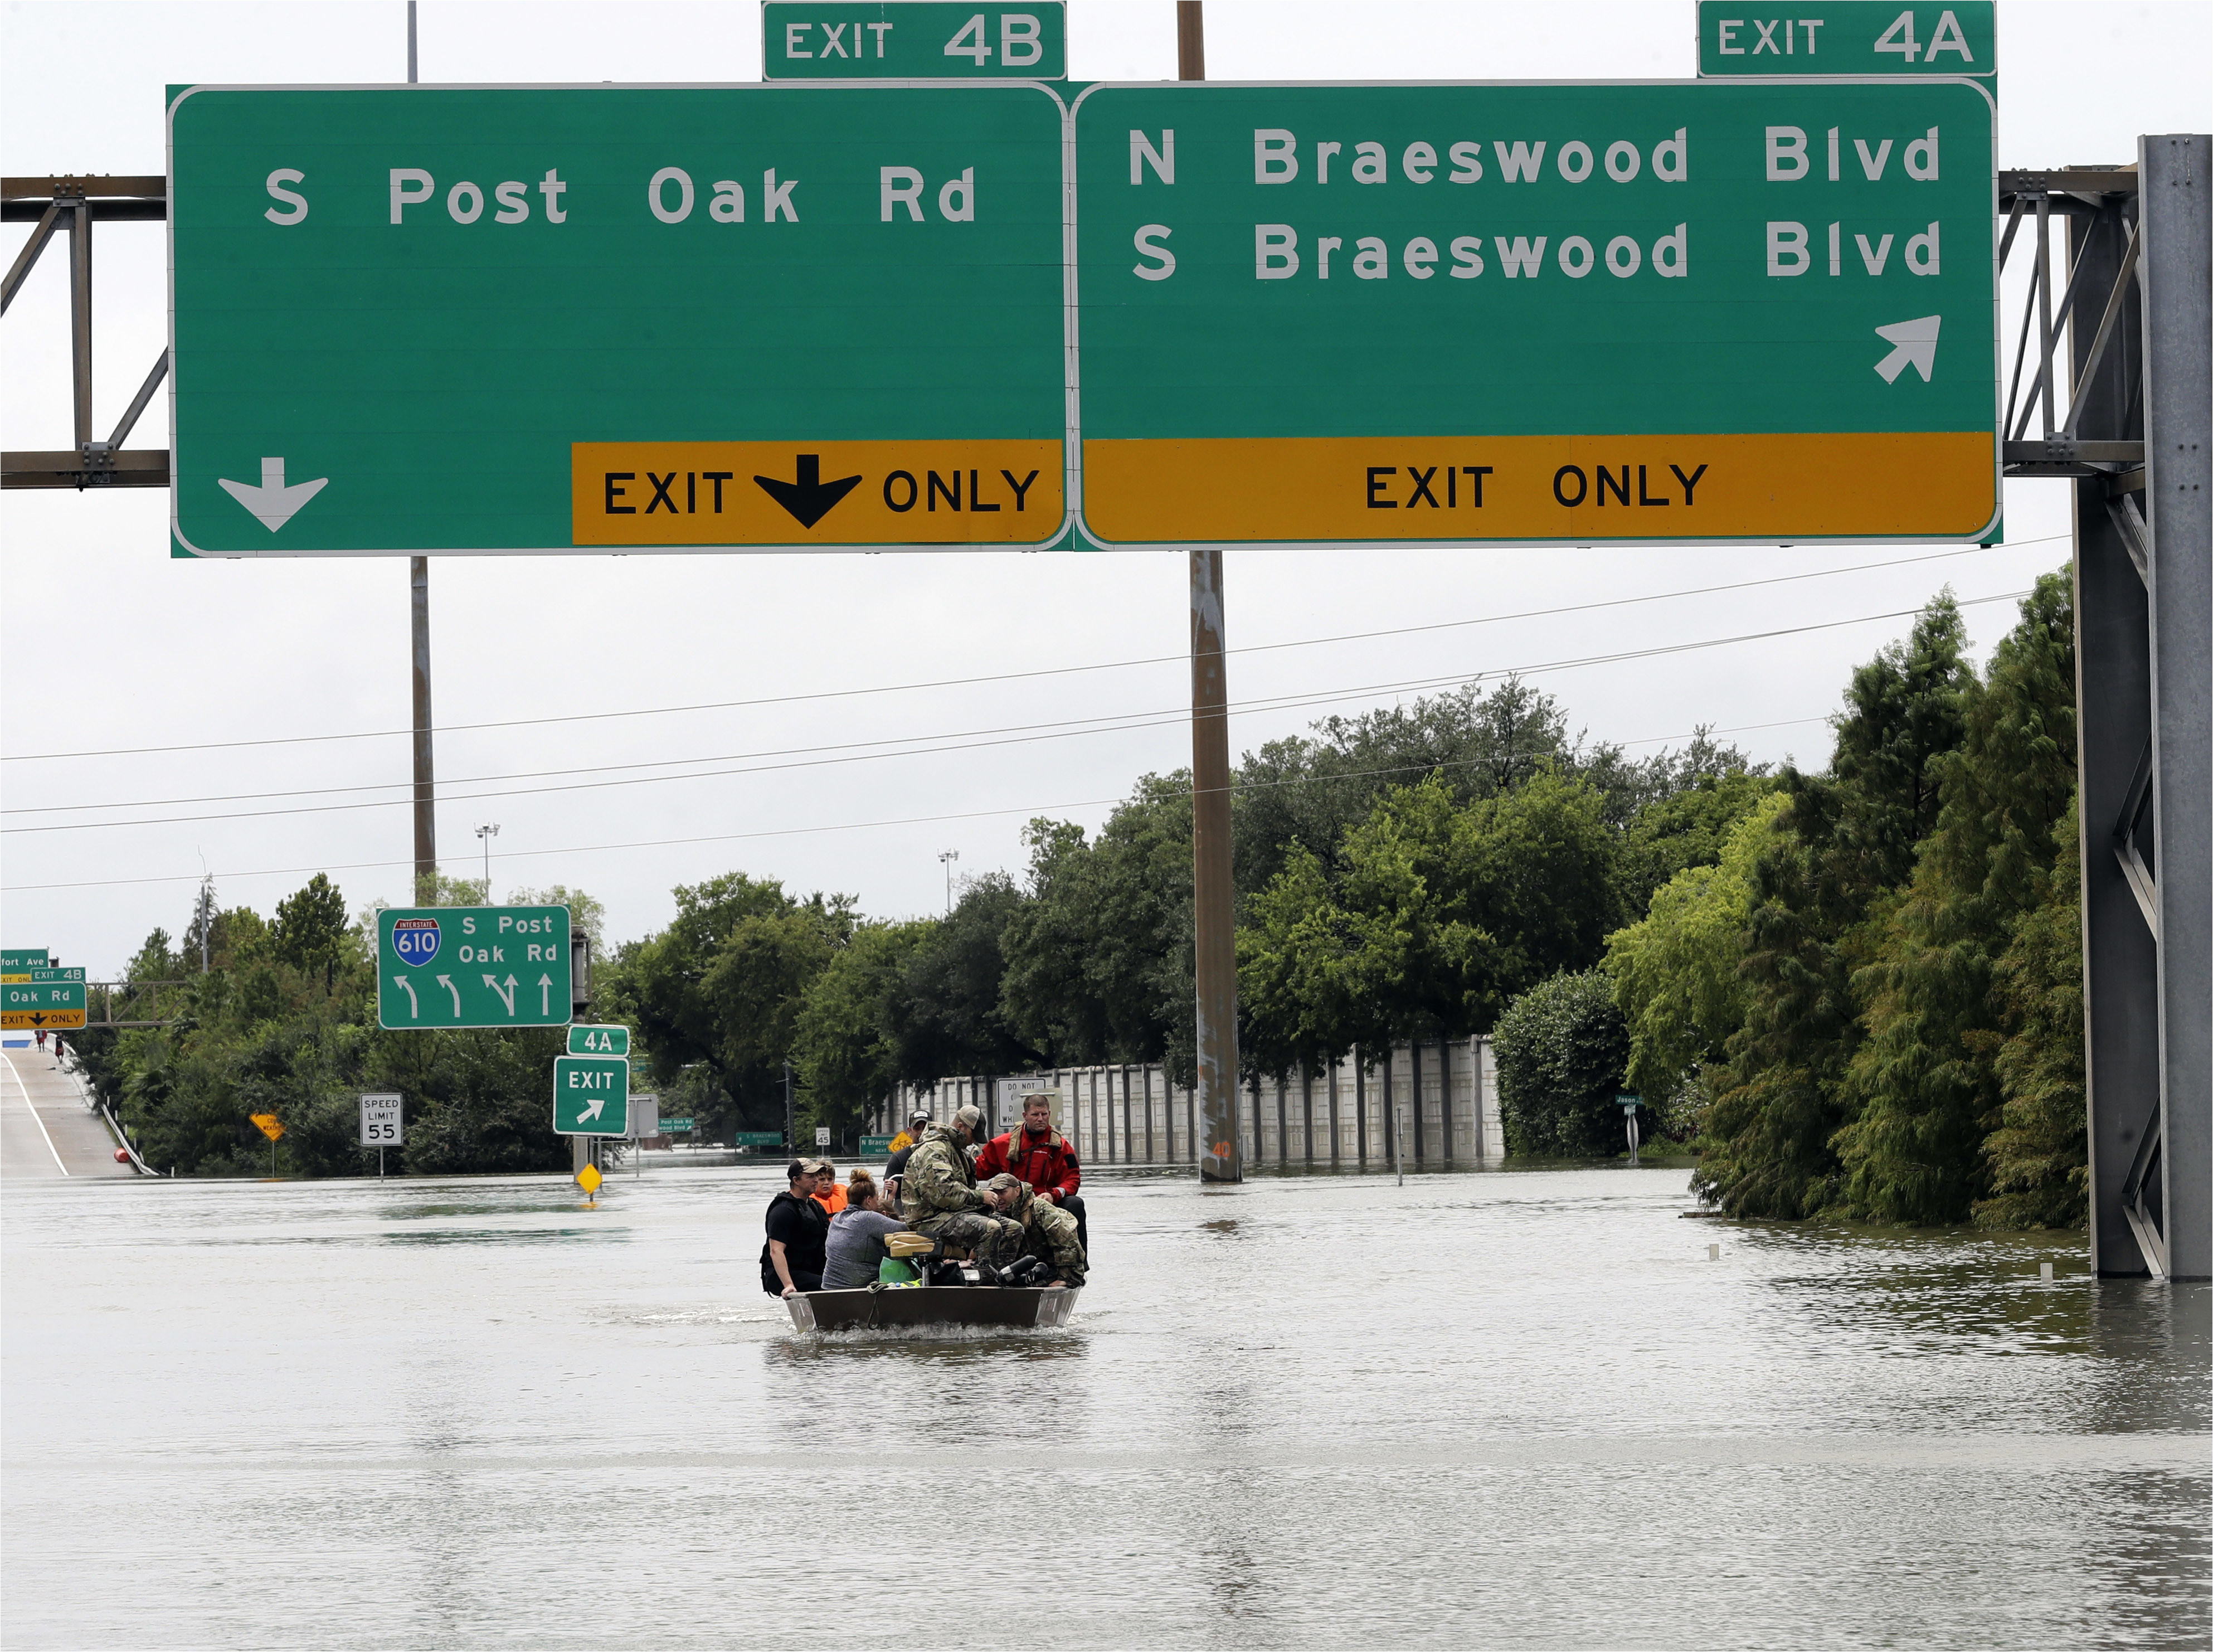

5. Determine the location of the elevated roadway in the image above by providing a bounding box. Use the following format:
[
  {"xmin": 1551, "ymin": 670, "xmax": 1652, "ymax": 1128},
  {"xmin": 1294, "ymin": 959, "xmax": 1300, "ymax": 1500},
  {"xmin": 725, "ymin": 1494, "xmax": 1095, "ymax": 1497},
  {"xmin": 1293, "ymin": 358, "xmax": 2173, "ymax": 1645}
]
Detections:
[{"xmin": 1, "ymin": 1046, "xmax": 136, "ymax": 1179}]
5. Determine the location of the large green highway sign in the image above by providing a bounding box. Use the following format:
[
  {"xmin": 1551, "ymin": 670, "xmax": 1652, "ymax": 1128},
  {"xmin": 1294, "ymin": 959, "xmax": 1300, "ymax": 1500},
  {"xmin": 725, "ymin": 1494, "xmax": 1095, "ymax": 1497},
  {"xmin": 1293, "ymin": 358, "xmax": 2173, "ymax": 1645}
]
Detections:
[
  {"xmin": 168, "ymin": 85, "xmax": 1068, "ymax": 556},
  {"xmin": 763, "ymin": 4, "xmax": 1066, "ymax": 81},
  {"xmin": 1072, "ymin": 79, "xmax": 1997, "ymax": 546},
  {"xmin": 1698, "ymin": 4, "xmax": 1994, "ymax": 81},
  {"xmin": 553, "ymin": 1056, "xmax": 629, "ymax": 1136},
  {"xmin": 377, "ymin": 906, "xmax": 572, "ymax": 1029},
  {"xmin": 170, "ymin": 77, "xmax": 1998, "ymax": 553}
]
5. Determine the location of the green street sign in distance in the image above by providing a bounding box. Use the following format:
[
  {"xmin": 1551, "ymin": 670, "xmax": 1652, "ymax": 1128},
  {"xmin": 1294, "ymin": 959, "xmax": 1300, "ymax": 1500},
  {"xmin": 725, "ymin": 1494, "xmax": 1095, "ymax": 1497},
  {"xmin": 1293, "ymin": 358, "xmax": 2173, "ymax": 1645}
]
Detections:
[
  {"xmin": 567, "ymin": 1024, "xmax": 630, "ymax": 1057},
  {"xmin": 27, "ymin": 968, "xmax": 87, "ymax": 983},
  {"xmin": 554, "ymin": 1055, "xmax": 629, "ymax": 1135},
  {"xmin": 0, "ymin": 950, "xmax": 50, "ymax": 970},
  {"xmin": 658, "ymin": 1117, "xmax": 696, "ymax": 1133},
  {"xmin": 733, "ymin": 1131, "xmax": 787, "ymax": 1148},
  {"xmin": 763, "ymin": 3, "xmax": 1066, "ymax": 80},
  {"xmin": 377, "ymin": 906, "xmax": 572, "ymax": 1029},
  {"xmin": 1072, "ymin": 79, "xmax": 1998, "ymax": 548},
  {"xmin": 1698, "ymin": 4, "xmax": 1994, "ymax": 79},
  {"xmin": 168, "ymin": 84, "xmax": 1068, "ymax": 557},
  {"xmin": 3, "ymin": 982, "xmax": 87, "ymax": 1012}
]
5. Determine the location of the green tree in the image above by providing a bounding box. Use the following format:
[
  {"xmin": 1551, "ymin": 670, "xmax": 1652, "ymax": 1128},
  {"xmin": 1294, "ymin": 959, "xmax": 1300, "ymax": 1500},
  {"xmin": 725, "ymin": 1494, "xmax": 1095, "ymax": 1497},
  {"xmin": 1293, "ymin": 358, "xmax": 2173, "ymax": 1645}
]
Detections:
[
  {"xmin": 894, "ymin": 876, "xmax": 1042, "ymax": 1078},
  {"xmin": 1834, "ymin": 574, "xmax": 2078, "ymax": 1223},
  {"xmin": 1239, "ymin": 770, "xmax": 1619, "ymax": 1076},
  {"xmin": 999, "ymin": 774, "xmax": 1195, "ymax": 1074},
  {"xmin": 274, "ymin": 873, "xmax": 352, "ymax": 991},
  {"xmin": 1695, "ymin": 594, "xmax": 1974, "ymax": 1218},
  {"xmin": 624, "ymin": 872, "xmax": 853, "ymax": 1133},
  {"xmin": 792, "ymin": 920, "xmax": 933, "ymax": 1140},
  {"xmin": 1492, "ymin": 969, "xmax": 1633, "ymax": 1157},
  {"xmin": 1976, "ymin": 793, "xmax": 2088, "ymax": 1230},
  {"xmin": 1606, "ymin": 791, "xmax": 1790, "ymax": 1109}
]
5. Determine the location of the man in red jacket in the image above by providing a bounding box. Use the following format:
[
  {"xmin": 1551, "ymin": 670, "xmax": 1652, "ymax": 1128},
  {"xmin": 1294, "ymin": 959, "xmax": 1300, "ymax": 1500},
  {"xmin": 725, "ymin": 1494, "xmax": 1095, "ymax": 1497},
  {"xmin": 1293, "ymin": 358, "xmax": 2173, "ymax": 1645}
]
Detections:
[{"xmin": 974, "ymin": 1091, "xmax": 1087, "ymax": 1259}]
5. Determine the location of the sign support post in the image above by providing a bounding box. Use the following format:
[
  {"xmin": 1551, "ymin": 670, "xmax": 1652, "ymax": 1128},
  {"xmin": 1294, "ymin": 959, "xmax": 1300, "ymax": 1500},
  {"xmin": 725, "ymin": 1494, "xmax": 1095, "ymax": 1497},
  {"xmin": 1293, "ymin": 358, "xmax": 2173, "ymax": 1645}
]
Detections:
[
  {"xmin": 405, "ymin": 6, "xmax": 437, "ymax": 907},
  {"xmin": 1180, "ymin": 3, "xmax": 1241, "ymax": 1187}
]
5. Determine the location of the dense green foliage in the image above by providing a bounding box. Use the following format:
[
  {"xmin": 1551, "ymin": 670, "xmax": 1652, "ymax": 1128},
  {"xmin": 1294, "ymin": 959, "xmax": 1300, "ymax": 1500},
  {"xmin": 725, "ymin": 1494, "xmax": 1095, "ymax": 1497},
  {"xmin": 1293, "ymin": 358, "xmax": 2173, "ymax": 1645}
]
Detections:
[
  {"xmin": 73, "ymin": 581, "xmax": 2087, "ymax": 1218},
  {"xmin": 1492, "ymin": 970, "xmax": 1633, "ymax": 1157},
  {"xmin": 76, "ymin": 896, "xmax": 574, "ymax": 1179},
  {"xmin": 1606, "ymin": 576, "xmax": 2086, "ymax": 1230}
]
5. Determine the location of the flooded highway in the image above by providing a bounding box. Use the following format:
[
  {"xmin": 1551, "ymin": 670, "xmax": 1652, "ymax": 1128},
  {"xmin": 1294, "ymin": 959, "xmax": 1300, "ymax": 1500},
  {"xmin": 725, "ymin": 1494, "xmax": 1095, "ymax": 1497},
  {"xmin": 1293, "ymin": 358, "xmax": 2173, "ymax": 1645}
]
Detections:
[{"xmin": 4, "ymin": 1162, "xmax": 2206, "ymax": 1650}]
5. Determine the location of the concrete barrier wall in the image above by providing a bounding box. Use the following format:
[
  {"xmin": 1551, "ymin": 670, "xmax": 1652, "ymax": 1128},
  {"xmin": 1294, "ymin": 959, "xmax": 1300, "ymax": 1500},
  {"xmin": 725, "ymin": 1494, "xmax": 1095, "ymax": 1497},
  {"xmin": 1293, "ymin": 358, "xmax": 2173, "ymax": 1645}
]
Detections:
[{"xmin": 882, "ymin": 1039, "xmax": 1502, "ymax": 1167}]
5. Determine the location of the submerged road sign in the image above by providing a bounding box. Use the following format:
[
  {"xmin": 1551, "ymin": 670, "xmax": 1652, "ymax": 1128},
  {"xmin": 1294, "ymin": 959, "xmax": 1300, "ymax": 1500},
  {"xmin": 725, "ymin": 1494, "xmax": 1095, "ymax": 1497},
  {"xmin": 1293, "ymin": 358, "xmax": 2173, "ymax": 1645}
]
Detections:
[
  {"xmin": 555, "ymin": 1055, "xmax": 630, "ymax": 1135},
  {"xmin": 377, "ymin": 906, "xmax": 572, "ymax": 1028},
  {"xmin": 168, "ymin": 84, "xmax": 1068, "ymax": 555},
  {"xmin": 359, "ymin": 1093, "xmax": 404, "ymax": 1145},
  {"xmin": 1697, "ymin": 4, "xmax": 1995, "ymax": 81},
  {"xmin": 763, "ymin": 3, "xmax": 1067, "ymax": 81},
  {"xmin": 1071, "ymin": 79, "xmax": 1998, "ymax": 546}
]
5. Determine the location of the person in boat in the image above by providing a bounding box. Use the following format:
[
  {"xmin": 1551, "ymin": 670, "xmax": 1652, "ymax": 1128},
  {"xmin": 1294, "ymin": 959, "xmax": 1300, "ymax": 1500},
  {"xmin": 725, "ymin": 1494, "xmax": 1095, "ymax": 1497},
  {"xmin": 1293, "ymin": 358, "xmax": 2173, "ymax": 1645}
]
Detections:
[
  {"xmin": 762, "ymin": 1158, "xmax": 833, "ymax": 1298},
  {"xmin": 983, "ymin": 1173, "xmax": 1086, "ymax": 1289},
  {"xmin": 886, "ymin": 1110, "xmax": 931, "ymax": 1157},
  {"xmin": 810, "ymin": 1159, "xmax": 848, "ymax": 1216},
  {"xmin": 974, "ymin": 1090, "xmax": 1087, "ymax": 1259},
  {"xmin": 897, "ymin": 1105, "xmax": 1025, "ymax": 1274},
  {"xmin": 820, "ymin": 1170, "xmax": 909, "ymax": 1290}
]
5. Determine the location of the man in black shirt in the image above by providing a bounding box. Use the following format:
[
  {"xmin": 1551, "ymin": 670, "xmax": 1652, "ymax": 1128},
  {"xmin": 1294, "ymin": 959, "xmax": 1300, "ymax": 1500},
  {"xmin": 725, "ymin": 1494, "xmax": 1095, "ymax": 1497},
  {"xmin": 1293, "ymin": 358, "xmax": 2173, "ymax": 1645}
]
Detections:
[{"xmin": 762, "ymin": 1158, "xmax": 833, "ymax": 1296}]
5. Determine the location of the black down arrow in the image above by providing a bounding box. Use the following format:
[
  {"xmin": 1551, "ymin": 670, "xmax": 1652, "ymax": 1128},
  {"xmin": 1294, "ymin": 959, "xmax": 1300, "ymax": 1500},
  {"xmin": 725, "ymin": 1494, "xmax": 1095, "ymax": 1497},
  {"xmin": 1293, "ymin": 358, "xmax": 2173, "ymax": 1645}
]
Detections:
[{"xmin": 753, "ymin": 453, "xmax": 863, "ymax": 529}]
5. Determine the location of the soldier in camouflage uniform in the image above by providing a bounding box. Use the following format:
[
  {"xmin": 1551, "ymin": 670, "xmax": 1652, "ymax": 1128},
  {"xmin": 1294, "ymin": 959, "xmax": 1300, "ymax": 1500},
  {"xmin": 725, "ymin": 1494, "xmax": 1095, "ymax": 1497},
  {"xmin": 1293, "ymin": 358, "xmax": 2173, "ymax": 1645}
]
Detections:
[
  {"xmin": 984, "ymin": 1173, "xmax": 1087, "ymax": 1287},
  {"xmin": 898, "ymin": 1105, "xmax": 1025, "ymax": 1270}
]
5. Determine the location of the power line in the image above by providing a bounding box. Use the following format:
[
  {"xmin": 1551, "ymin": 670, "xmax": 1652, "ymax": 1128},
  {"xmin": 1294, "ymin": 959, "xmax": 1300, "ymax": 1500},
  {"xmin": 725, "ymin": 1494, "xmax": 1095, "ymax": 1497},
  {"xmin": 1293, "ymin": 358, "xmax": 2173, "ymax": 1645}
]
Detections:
[
  {"xmin": 0, "ymin": 712, "xmax": 1834, "ymax": 896},
  {"xmin": 0, "ymin": 540, "xmax": 2062, "ymax": 766},
  {"xmin": 2, "ymin": 589, "xmax": 2033, "ymax": 836}
]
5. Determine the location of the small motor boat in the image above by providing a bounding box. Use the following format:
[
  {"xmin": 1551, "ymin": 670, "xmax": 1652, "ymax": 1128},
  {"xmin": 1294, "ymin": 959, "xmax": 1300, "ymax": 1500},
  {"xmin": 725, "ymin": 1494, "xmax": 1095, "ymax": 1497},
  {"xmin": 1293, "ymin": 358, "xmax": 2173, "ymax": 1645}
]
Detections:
[{"xmin": 785, "ymin": 1284, "xmax": 1079, "ymax": 1332}]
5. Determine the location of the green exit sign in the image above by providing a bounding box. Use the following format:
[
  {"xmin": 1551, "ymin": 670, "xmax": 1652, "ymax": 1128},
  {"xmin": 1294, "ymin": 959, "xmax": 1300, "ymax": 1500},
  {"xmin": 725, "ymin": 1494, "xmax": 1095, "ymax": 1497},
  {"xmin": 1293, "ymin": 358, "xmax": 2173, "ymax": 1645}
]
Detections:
[
  {"xmin": 1698, "ymin": 3, "xmax": 1995, "ymax": 80},
  {"xmin": 763, "ymin": 3, "xmax": 1066, "ymax": 80},
  {"xmin": 167, "ymin": 84, "xmax": 1067, "ymax": 556},
  {"xmin": 1, "ymin": 950, "xmax": 50, "ymax": 971},
  {"xmin": 554, "ymin": 1055, "xmax": 629, "ymax": 1135}
]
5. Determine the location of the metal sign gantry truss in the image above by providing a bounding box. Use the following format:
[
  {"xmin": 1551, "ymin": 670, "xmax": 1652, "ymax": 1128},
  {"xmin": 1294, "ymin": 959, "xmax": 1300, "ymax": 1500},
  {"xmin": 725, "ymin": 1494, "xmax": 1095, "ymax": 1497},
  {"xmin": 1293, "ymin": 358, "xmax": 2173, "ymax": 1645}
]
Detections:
[
  {"xmin": 2, "ymin": 175, "xmax": 169, "ymax": 489},
  {"xmin": 2000, "ymin": 142, "xmax": 2211, "ymax": 1281}
]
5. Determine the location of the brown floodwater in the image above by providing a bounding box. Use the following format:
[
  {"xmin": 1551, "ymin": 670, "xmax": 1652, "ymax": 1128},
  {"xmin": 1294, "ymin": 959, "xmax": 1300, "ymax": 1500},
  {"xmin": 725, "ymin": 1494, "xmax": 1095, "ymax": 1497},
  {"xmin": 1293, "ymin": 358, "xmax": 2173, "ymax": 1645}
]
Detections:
[{"xmin": 4, "ymin": 1162, "xmax": 2206, "ymax": 1649}]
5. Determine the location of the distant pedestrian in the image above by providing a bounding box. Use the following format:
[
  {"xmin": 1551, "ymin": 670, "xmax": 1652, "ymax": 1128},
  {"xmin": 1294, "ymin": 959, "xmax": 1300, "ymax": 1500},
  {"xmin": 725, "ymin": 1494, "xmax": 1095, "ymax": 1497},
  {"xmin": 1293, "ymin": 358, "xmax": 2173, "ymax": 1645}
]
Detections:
[{"xmin": 35, "ymin": 1030, "xmax": 46, "ymax": 1052}]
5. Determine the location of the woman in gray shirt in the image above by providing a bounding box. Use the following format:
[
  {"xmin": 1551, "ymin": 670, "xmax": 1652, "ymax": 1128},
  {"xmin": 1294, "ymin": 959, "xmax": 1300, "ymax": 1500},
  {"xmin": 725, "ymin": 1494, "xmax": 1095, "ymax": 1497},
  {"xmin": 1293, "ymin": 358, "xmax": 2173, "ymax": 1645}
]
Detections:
[{"xmin": 820, "ymin": 1172, "xmax": 909, "ymax": 1290}]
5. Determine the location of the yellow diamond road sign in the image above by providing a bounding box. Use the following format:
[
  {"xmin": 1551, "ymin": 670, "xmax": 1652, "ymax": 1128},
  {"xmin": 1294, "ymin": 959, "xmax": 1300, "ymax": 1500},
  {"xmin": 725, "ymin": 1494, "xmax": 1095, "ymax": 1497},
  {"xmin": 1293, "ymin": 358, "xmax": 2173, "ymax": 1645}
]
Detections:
[{"xmin": 577, "ymin": 1164, "xmax": 604, "ymax": 1195}]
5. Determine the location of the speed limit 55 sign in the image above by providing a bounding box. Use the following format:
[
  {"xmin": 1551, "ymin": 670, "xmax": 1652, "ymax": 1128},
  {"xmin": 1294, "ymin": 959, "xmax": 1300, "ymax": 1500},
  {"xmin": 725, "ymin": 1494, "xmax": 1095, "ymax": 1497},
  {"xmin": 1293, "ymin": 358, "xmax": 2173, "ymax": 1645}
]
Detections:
[{"xmin": 359, "ymin": 1094, "xmax": 403, "ymax": 1146}]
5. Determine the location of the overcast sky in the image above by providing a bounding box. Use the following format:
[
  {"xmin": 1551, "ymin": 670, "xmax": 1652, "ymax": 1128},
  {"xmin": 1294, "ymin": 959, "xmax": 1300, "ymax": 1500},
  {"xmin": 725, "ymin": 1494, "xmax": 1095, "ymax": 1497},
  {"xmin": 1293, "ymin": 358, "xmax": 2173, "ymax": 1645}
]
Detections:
[{"xmin": 3, "ymin": 0, "xmax": 2207, "ymax": 977}]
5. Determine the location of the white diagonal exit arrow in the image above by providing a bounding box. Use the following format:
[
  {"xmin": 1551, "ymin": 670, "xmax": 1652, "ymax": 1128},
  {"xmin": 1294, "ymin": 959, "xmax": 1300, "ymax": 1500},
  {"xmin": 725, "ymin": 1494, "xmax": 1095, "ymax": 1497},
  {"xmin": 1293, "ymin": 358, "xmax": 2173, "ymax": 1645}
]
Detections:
[
  {"xmin": 217, "ymin": 456, "xmax": 329, "ymax": 532},
  {"xmin": 1874, "ymin": 315, "xmax": 1941, "ymax": 385},
  {"xmin": 578, "ymin": 1096, "xmax": 607, "ymax": 1124}
]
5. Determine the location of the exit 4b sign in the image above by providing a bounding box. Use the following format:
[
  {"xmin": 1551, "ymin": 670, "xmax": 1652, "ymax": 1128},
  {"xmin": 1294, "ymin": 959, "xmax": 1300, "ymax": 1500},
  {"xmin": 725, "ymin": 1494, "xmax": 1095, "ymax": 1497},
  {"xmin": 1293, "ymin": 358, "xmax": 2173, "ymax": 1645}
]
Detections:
[{"xmin": 762, "ymin": 4, "xmax": 1066, "ymax": 80}]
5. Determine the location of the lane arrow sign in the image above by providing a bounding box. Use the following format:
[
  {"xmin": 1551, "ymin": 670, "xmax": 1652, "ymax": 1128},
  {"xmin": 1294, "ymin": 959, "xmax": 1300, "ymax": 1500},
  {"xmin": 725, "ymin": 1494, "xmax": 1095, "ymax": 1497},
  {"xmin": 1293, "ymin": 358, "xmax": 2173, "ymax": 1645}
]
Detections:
[
  {"xmin": 538, "ymin": 974, "xmax": 553, "ymax": 1017},
  {"xmin": 578, "ymin": 1096, "xmax": 607, "ymax": 1124},
  {"xmin": 753, "ymin": 453, "xmax": 862, "ymax": 529},
  {"xmin": 483, "ymin": 974, "xmax": 518, "ymax": 1016},
  {"xmin": 217, "ymin": 456, "xmax": 329, "ymax": 531},
  {"xmin": 1873, "ymin": 315, "xmax": 1941, "ymax": 384}
]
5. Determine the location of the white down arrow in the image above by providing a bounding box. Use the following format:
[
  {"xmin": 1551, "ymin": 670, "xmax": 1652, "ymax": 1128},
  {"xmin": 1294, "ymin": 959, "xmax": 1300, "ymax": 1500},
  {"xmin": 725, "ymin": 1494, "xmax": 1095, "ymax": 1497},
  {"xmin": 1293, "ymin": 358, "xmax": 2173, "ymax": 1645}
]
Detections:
[{"xmin": 218, "ymin": 457, "xmax": 329, "ymax": 532}]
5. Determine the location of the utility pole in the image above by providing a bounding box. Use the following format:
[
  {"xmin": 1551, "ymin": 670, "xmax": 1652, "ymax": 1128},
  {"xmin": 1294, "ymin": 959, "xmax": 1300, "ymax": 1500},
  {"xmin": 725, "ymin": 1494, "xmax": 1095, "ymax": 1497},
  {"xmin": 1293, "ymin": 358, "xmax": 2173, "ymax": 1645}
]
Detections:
[
  {"xmin": 476, "ymin": 823, "xmax": 499, "ymax": 898},
  {"xmin": 194, "ymin": 876, "xmax": 213, "ymax": 973},
  {"xmin": 783, "ymin": 1060, "xmax": 797, "ymax": 1155},
  {"xmin": 1180, "ymin": 2, "xmax": 1239, "ymax": 1185},
  {"xmin": 938, "ymin": 849, "xmax": 960, "ymax": 913},
  {"xmin": 407, "ymin": 1, "xmax": 438, "ymax": 907}
]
